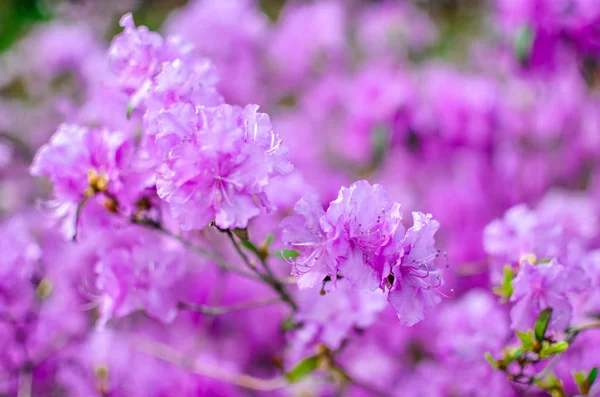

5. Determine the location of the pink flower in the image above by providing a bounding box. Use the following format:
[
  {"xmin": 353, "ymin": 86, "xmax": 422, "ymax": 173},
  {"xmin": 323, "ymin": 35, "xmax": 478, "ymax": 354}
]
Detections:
[
  {"xmin": 386, "ymin": 212, "xmax": 443, "ymax": 326},
  {"xmin": 510, "ymin": 259, "xmax": 589, "ymax": 332},
  {"xmin": 30, "ymin": 123, "xmax": 132, "ymax": 203},
  {"xmin": 282, "ymin": 181, "xmax": 444, "ymax": 326},
  {"xmin": 93, "ymin": 229, "xmax": 185, "ymax": 327},
  {"xmin": 155, "ymin": 104, "xmax": 291, "ymax": 230}
]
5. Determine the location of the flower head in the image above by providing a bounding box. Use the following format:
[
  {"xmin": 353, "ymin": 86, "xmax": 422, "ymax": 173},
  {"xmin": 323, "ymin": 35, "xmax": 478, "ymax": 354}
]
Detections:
[{"xmin": 156, "ymin": 104, "xmax": 291, "ymax": 230}]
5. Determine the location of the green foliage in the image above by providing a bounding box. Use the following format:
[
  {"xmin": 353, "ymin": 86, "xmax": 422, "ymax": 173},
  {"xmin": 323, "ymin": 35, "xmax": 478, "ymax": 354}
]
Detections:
[
  {"xmin": 276, "ymin": 249, "xmax": 300, "ymax": 260},
  {"xmin": 517, "ymin": 330, "xmax": 535, "ymax": 351},
  {"xmin": 0, "ymin": 0, "xmax": 52, "ymax": 54},
  {"xmin": 515, "ymin": 26, "xmax": 535, "ymax": 65},
  {"xmin": 484, "ymin": 352, "xmax": 498, "ymax": 369},
  {"xmin": 370, "ymin": 124, "xmax": 390, "ymax": 171},
  {"xmin": 574, "ymin": 367, "xmax": 599, "ymax": 395},
  {"xmin": 493, "ymin": 265, "xmax": 515, "ymax": 301},
  {"xmin": 260, "ymin": 0, "xmax": 287, "ymax": 22},
  {"xmin": 539, "ymin": 341, "xmax": 569, "ymax": 359},
  {"xmin": 286, "ymin": 355, "xmax": 319, "ymax": 383},
  {"xmin": 589, "ymin": 367, "xmax": 598, "ymax": 386},
  {"xmin": 536, "ymin": 374, "xmax": 566, "ymax": 397},
  {"xmin": 535, "ymin": 308, "xmax": 553, "ymax": 342}
]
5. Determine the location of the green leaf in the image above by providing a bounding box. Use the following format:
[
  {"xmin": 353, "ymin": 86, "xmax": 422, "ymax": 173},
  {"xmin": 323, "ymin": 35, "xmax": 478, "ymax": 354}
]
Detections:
[
  {"xmin": 233, "ymin": 228, "xmax": 249, "ymax": 242},
  {"xmin": 484, "ymin": 352, "xmax": 497, "ymax": 369},
  {"xmin": 574, "ymin": 371, "xmax": 587, "ymax": 393},
  {"xmin": 242, "ymin": 240, "xmax": 261, "ymax": 256},
  {"xmin": 540, "ymin": 341, "xmax": 568, "ymax": 358},
  {"xmin": 277, "ymin": 249, "xmax": 300, "ymax": 260},
  {"xmin": 263, "ymin": 234, "xmax": 274, "ymax": 248},
  {"xmin": 493, "ymin": 265, "xmax": 515, "ymax": 301},
  {"xmin": 286, "ymin": 355, "xmax": 319, "ymax": 383},
  {"xmin": 588, "ymin": 367, "xmax": 598, "ymax": 386},
  {"xmin": 534, "ymin": 308, "xmax": 553, "ymax": 342},
  {"xmin": 505, "ymin": 347, "xmax": 525, "ymax": 363},
  {"xmin": 517, "ymin": 330, "xmax": 534, "ymax": 350},
  {"xmin": 370, "ymin": 124, "xmax": 389, "ymax": 170},
  {"xmin": 126, "ymin": 104, "xmax": 134, "ymax": 119},
  {"xmin": 515, "ymin": 26, "xmax": 535, "ymax": 64}
]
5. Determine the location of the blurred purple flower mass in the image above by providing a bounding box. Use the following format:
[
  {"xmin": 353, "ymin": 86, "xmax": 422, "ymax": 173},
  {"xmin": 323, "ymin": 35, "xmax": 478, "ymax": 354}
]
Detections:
[{"xmin": 1, "ymin": 0, "xmax": 600, "ymax": 395}]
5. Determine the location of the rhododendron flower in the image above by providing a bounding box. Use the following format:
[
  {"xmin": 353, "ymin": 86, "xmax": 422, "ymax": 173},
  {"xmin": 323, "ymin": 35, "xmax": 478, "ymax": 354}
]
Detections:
[
  {"xmin": 386, "ymin": 212, "xmax": 443, "ymax": 326},
  {"xmin": 30, "ymin": 123, "xmax": 132, "ymax": 203},
  {"xmin": 109, "ymin": 13, "xmax": 222, "ymax": 111},
  {"xmin": 510, "ymin": 259, "xmax": 589, "ymax": 332},
  {"xmin": 94, "ymin": 231, "xmax": 185, "ymax": 327},
  {"xmin": 156, "ymin": 104, "xmax": 291, "ymax": 230},
  {"xmin": 280, "ymin": 194, "xmax": 335, "ymax": 289},
  {"xmin": 282, "ymin": 181, "xmax": 443, "ymax": 325},
  {"xmin": 324, "ymin": 180, "xmax": 403, "ymax": 291}
]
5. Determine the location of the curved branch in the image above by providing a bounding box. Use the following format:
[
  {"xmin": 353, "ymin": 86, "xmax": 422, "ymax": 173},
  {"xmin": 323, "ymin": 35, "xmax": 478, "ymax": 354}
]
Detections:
[
  {"xmin": 131, "ymin": 218, "xmax": 259, "ymax": 280},
  {"xmin": 178, "ymin": 297, "xmax": 283, "ymax": 316},
  {"xmin": 134, "ymin": 338, "xmax": 287, "ymax": 392}
]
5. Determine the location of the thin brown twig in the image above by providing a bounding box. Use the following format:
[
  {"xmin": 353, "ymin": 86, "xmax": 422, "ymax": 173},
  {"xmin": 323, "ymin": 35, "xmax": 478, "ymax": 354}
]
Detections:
[
  {"xmin": 134, "ymin": 338, "xmax": 287, "ymax": 392},
  {"xmin": 178, "ymin": 297, "xmax": 283, "ymax": 316},
  {"xmin": 224, "ymin": 229, "xmax": 259, "ymax": 274},
  {"xmin": 131, "ymin": 219, "xmax": 259, "ymax": 280},
  {"xmin": 224, "ymin": 229, "xmax": 298, "ymax": 311}
]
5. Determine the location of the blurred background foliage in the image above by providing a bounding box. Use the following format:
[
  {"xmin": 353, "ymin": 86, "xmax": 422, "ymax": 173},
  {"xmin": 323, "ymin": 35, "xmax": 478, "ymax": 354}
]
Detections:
[{"xmin": 0, "ymin": 0, "xmax": 487, "ymax": 61}]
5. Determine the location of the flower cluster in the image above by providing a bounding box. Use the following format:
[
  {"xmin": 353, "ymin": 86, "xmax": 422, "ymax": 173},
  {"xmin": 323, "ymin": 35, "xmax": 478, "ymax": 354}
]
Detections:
[
  {"xmin": 0, "ymin": 0, "xmax": 600, "ymax": 396},
  {"xmin": 282, "ymin": 180, "xmax": 444, "ymax": 325}
]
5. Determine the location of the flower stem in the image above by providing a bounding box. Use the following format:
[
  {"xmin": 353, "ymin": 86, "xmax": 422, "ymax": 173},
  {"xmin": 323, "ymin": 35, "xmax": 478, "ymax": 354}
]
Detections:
[
  {"xmin": 224, "ymin": 229, "xmax": 298, "ymax": 311},
  {"xmin": 131, "ymin": 218, "xmax": 259, "ymax": 279},
  {"xmin": 178, "ymin": 297, "xmax": 283, "ymax": 315}
]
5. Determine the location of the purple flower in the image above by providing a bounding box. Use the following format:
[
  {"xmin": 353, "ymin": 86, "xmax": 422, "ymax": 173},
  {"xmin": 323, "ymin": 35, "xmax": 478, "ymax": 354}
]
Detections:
[
  {"xmin": 386, "ymin": 212, "xmax": 443, "ymax": 326},
  {"xmin": 30, "ymin": 123, "xmax": 132, "ymax": 203},
  {"xmin": 282, "ymin": 181, "xmax": 444, "ymax": 326},
  {"xmin": 510, "ymin": 259, "xmax": 589, "ymax": 332},
  {"xmin": 93, "ymin": 229, "xmax": 185, "ymax": 327},
  {"xmin": 280, "ymin": 194, "xmax": 335, "ymax": 289},
  {"xmin": 109, "ymin": 13, "xmax": 222, "ymax": 112},
  {"xmin": 324, "ymin": 180, "xmax": 403, "ymax": 291},
  {"xmin": 155, "ymin": 104, "xmax": 292, "ymax": 230},
  {"xmin": 484, "ymin": 190, "xmax": 599, "ymax": 282},
  {"xmin": 108, "ymin": 13, "xmax": 164, "ymax": 96}
]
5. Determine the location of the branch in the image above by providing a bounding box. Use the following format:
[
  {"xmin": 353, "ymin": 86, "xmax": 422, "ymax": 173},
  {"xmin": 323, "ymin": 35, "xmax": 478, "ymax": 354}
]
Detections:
[
  {"xmin": 17, "ymin": 369, "xmax": 32, "ymax": 397},
  {"xmin": 531, "ymin": 322, "xmax": 600, "ymax": 384},
  {"xmin": 224, "ymin": 229, "xmax": 259, "ymax": 274},
  {"xmin": 134, "ymin": 338, "xmax": 287, "ymax": 392},
  {"xmin": 224, "ymin": 229, "xmax": 298, "ymax": 311},
  {"xmin": 131, "ymin": 218, "xmax": 259, "ymax": 280},
  {"xmin": 178, "ymin": 298, "xmax": 283, "ymax": 316}
]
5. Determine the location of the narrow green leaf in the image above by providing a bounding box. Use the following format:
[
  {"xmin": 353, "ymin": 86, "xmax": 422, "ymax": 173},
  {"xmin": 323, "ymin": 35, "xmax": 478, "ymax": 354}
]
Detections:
[
  {"xmin": 540, "ymin": 341, "xmax": 568, "ymax": 358},
  {"xmin": 277, "ymin": 249, "xmax": 300, "ymax": 260},
  {"xmin": 242, "ymin": 240, "xmax": 261, "ymax": 256},
  {"xmin": 126, "ymin": 104, "xmax": 134, "ymax": 119},
  {"xmin": 494, "ymin": 265, "xmax": 515, "ymax": 300},
  {"xmin": 484, "ymin": 352, "xmax": 497, "ymax": 369},
  {"xmin": 574, "ymin": 371, "xmax": 587, "ymax": 393},
  {"xmin": 506, "ymin": 347, "xmax": 525, "ymax": 363},
  {"xmin": 370, "ymin": 124, "xmax": 389, "ymax": 169},
  {"xmin": 517, "ymin": 330, "xmax": 534, "ymax": 350},
  {"xmin": 286, "ymin": 355, "xmax": 319, "ymax": 383},
  {"xmin": 515, "ymin": 26, "xmax": 535, "ymax": 64},
  {"xmin": 588, "ymin": 367, "xmax": 598, "ymax": 386},
  {"xmin": 264, "ymin": 233, "xmax": 274, "ymax": 248},
  {"xmin": 534, "ymin": 308, "xmax": 553, "ymax": 342}
]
